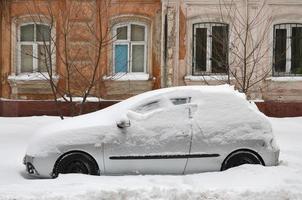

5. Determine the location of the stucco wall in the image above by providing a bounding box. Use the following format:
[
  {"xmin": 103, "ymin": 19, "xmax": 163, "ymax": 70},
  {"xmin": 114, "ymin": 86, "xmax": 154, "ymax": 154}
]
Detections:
[{"xmin": 169, "ymin": 0, "xmax": 302, "ymax": 102}]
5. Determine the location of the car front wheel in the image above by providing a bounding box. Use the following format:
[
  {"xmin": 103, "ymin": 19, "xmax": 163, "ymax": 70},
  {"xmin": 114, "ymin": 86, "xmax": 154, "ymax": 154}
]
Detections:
[
  {"xmin": 54, "ymin": 152, "xmax": 99, "ymax": 177},
  {"xmin": 221, "ymin": 150, "xmax": 264, "ymax": 171}
]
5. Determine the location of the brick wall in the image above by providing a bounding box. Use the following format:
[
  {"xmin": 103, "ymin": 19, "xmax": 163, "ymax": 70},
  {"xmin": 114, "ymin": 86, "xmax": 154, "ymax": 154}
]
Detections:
[
  {"xmin": 0, "ymin": 100, "xmax": 302, "ymax": 117},
  {"xmin": 0, "ymin": 100, "xmax": 119, "ymax": 117},
  {"xmin": 0, "ymin": 0, "xmax": 162, "ymax": 100},
  {"xmin": 256, "ymin": 101, "xmax": 302, "ymax": 118}
]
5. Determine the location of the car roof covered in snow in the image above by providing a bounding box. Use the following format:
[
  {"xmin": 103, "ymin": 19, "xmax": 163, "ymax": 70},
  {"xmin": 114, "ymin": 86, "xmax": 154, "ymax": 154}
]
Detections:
[{"xmin": 30, "ymin": 85, "xmax": 247, "ymax": 136}]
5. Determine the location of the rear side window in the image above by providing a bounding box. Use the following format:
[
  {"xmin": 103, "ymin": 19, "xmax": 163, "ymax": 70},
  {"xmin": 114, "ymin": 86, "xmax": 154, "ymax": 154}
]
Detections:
[{"xmin": 170, "ymin": 97, "xmax": 191, "ymax": 105}]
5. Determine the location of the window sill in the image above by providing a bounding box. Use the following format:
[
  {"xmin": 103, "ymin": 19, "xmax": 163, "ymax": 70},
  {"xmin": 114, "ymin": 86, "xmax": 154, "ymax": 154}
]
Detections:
[
  {"xmin": 8, "ymin": 73, "xmax": 59, "ymax": 82},
  {"xmin": 266, "ymin": 76, "xmax": 302, "ymax": 82},
  {"xmin": 7, "ymin": 73, "xmax": 59, "ymax": 97},
  {"xmin": 184, "ymin": 75, "xmax": 231, "ymax": 81},
  {"xmin": 104, "ymin": 73, "xmax": 150, "ymax": 81}
]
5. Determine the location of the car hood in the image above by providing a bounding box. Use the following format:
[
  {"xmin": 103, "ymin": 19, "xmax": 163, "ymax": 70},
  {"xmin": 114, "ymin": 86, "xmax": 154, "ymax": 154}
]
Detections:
[{"xmin": 26, "ymin": 104, "xmax": 128, "ymax": 157}]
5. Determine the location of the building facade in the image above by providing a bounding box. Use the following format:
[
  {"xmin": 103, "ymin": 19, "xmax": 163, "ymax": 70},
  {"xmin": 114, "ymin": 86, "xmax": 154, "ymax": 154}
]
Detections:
[
  {"xmin": 0, "ymin": 0, "xmax": 302, "ymax": 116},
  {"xmin": 0, "ymin": 0, "xmax": 162, "ymax": 100},
  {"xmin": 163, "ymin": 0, "xmax": 302, "ymax": 102}
]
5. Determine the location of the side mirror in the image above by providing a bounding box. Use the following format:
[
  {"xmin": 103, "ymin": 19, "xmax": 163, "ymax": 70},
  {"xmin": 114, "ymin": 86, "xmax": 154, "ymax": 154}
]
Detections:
[{"xmin": 116, "ymin": 119, "xmax": 131, "ymax": 128}]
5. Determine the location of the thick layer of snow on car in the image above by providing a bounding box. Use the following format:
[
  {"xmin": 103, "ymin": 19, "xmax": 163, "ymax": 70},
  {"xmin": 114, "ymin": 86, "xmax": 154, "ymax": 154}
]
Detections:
[
  {"xmin": 0, "ymin": 116, "xmax": 302, "ymax": 199},
  {"xmin": 26, "ymin": 85, "xmax": 276, "ymax": 158}
]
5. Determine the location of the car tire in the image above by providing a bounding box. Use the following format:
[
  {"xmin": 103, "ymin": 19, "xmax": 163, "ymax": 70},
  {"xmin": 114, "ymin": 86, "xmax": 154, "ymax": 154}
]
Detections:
[
  {"xmin": 54, "ymin": 152, "xmax": 99, "ymax": 177},
  {"xmin": 221, "ymin": 150, "xmax": 264, "ymax": 171}
]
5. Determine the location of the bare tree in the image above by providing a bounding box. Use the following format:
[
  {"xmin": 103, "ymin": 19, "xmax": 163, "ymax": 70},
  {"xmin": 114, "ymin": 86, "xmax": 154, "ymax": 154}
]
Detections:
[
  {"xmin": 17, "ymin": 0, "xmax": 125, "ymax": 118},
  {"xmin": 190, "ymin": 0, "xmax": 275, "ymax": 97}
]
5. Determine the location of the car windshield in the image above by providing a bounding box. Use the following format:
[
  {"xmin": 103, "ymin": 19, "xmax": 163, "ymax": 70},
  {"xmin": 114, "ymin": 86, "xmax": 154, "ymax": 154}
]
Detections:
[{"xmin": 132, "ymin": 100, "xmax": 162, "ymax": 114}]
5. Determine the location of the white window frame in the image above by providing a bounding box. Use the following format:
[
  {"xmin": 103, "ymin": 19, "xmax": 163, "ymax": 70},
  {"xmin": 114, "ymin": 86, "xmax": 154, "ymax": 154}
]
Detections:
[
  {"xmin": 274, "ymin": 23, "xmax": 302, "ymax": 75},
  {"xmin": 193, "ymin": 23, "xmax": 228, "ymax": 75},
  {"xmin": 113, "ymin": 22, "xmax": 148, "ymax": 74},
  {"xmin": 17, "ymin": 22, "xmax": 54, "ymax": 75}
]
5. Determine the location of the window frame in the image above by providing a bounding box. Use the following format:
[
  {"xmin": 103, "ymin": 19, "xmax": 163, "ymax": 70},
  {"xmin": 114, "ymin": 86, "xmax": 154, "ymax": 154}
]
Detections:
[
  {"xmin": 113, "ymin": 22, "xmax": 148, "ymax": 74},
  {"xmin": 192, "ymin": 22, "xmax": 229, "ymax": 75},
  {"xmin": 17, "ymin": 22, "xmax": 54, "ymax": 75},
  {"xmin": 273, "ymin": 23, "xmax": 302, "ymax": 77}
]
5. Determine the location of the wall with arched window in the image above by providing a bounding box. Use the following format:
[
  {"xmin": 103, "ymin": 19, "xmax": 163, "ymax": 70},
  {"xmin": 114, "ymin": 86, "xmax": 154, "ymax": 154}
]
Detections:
[
  {"xmin": 17, "ymin": 23, "xmax": 52, "ymax": 74},
  {"xmin": 113, "ymin": 22, "xmax": 148, "ymax": 74},
  {"xmin": 5, "ymin": 15, "xmax": 57, "ymax": 99},
  {"xmin": 10, "ymin": 16, "xmax": 56, "ymax": 77}
]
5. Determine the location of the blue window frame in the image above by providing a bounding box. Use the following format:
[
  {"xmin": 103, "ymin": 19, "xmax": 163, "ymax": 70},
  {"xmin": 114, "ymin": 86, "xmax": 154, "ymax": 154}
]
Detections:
[{"xmin": 113, "ymin": 23, "xmax": 147, "ymax": 74}]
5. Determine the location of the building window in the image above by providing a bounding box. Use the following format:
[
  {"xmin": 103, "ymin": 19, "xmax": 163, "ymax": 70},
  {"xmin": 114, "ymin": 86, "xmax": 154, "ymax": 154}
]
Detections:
[
  {"xmin": 18, "ymin": 23, "xmax": 52, "ymax": 74},
  {"xmin": 113, "ymin": 23, "xmax": 147, "ymax": 73},
  {"xmin": 274, "ymin": 23, "xmax": 302, "ymax": 76},
  {"xmin": 192, "ymin": 23, "xmax": 229, "ymax": 75}
]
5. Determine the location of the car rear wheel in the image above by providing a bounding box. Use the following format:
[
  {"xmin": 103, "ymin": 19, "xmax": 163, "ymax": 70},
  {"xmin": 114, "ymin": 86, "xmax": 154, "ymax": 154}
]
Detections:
[
  {"xmin": 221, "ymin": 150, "xmax": 264, "ymax": 171},
  {"xmin": 54, "ymin": 152, "xmax": 99, "ymax": 177}
]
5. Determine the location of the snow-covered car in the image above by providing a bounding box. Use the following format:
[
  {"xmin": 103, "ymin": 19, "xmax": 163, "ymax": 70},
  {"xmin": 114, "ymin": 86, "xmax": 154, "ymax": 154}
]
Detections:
[{"xmin": 23, "ymin": 85, "xmax": 279, "ymax": 178}]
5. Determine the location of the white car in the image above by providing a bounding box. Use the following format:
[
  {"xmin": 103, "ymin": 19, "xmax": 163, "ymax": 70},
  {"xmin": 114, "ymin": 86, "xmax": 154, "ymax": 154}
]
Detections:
[{"xmin": 23, "ymin": 85, "xmax": 279, "ymax": 178}]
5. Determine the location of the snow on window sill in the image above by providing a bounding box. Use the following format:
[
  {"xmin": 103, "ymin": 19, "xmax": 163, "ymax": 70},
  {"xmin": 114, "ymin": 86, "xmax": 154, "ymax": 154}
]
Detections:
[
  {"xmin": 266, "ymin": 76, "xmax": 302, "ymax": 82},
  {"xmin": 8, "ymin": 73, "xmax": 59, "ymax": 81},
  {"xmin": 184, "ymin": 75, "xmax": 233, "ymax": 81},
  {"xmin": 103, "ymin": 73, "xmax": 150, "ymax": 81},
  {"xmin": 251, "ymin": 99, "xmax": 265, "ymax": 103}
]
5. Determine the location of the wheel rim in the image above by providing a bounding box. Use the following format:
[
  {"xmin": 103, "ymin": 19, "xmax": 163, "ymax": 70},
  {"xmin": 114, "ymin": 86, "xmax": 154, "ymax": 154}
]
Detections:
[
  {"xmin": 223, "ymin": 152, "xmax": 262, "ymax": 170},
  {"xmin": 55, "ymin": 153, "xmax": 100, "ymax": 176},
  {"xmin": 229, "ymin": 157, "xmax": 254, "ymax": 168},
  {"xmin": 64, "ymin": 160, "xmax": 89, "ymax": 174}
]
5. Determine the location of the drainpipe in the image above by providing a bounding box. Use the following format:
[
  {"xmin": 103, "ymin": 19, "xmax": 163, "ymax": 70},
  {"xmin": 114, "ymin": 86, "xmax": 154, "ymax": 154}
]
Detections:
[
  {"xmin": 163, "ymin": 11, "xmax": 168, "ymax": 88},
  {"xmin": 246, "ymin": 0, "xmax": 248, "ymax": 23}
]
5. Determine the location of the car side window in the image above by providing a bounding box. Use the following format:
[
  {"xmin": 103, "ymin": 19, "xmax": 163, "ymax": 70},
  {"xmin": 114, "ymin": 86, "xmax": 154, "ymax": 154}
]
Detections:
[
  {"xmin": 170, "ymin": 97, "xmax": 191, "ymax": 105},
  {"xmin": 133, "ymin": 100, "xmax": 161, "ymax": 114}
]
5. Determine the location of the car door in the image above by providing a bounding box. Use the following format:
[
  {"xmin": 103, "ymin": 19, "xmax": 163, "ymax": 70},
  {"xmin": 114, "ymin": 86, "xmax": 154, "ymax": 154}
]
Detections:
[
  {"xmin": 103, "ymin": 99, "xmax": 194, "ymax": 175},
  {"xmin": 184, "ymin": 103, "xmax": 223, "ymax": 174}
]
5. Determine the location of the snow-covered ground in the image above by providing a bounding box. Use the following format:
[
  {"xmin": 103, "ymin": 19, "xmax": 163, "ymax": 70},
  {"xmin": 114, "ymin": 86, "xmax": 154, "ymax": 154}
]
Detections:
[{"xmin": 0, "ymin": 116, "xmax": 301, "ymax": 200}]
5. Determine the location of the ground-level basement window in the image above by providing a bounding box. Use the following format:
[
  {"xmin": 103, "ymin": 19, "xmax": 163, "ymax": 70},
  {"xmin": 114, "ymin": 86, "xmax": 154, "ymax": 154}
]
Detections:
[
  {"xmin": 113, "ymin": 23, "xmax": 147, "ymax": 74},
  {"xmin": 18, "ymin": 23, "xmax": 52, "ymax": 74},
  {"xmin": 192, "ymin": 22, "xmax": 229, "ymax": 75},
  {"xmin": 274, "ymin": 23, "xmax": 302, "ymax": 76}
]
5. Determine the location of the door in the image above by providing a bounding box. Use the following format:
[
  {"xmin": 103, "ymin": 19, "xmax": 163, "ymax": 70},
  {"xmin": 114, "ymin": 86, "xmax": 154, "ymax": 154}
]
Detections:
[{"xmin": 103, "ymin": 100, "xmax": 194, "ymax": 175}]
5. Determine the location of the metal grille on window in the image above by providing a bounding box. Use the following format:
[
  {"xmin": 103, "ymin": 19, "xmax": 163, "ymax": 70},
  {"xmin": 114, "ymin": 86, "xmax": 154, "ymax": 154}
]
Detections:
[
  {"xmin": 273, "ymin": 23, "xmax": 302, "ymax": 76},
  {"xmin": 193, "ymin": 23, "xmax": 229, "ymax": 75}
]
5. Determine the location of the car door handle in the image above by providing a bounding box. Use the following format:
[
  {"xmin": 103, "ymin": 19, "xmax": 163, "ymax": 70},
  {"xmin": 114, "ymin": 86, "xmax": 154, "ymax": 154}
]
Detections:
[{"xmin": 176, "ymin": 133, "xmax": 190, "ymax": 138}]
